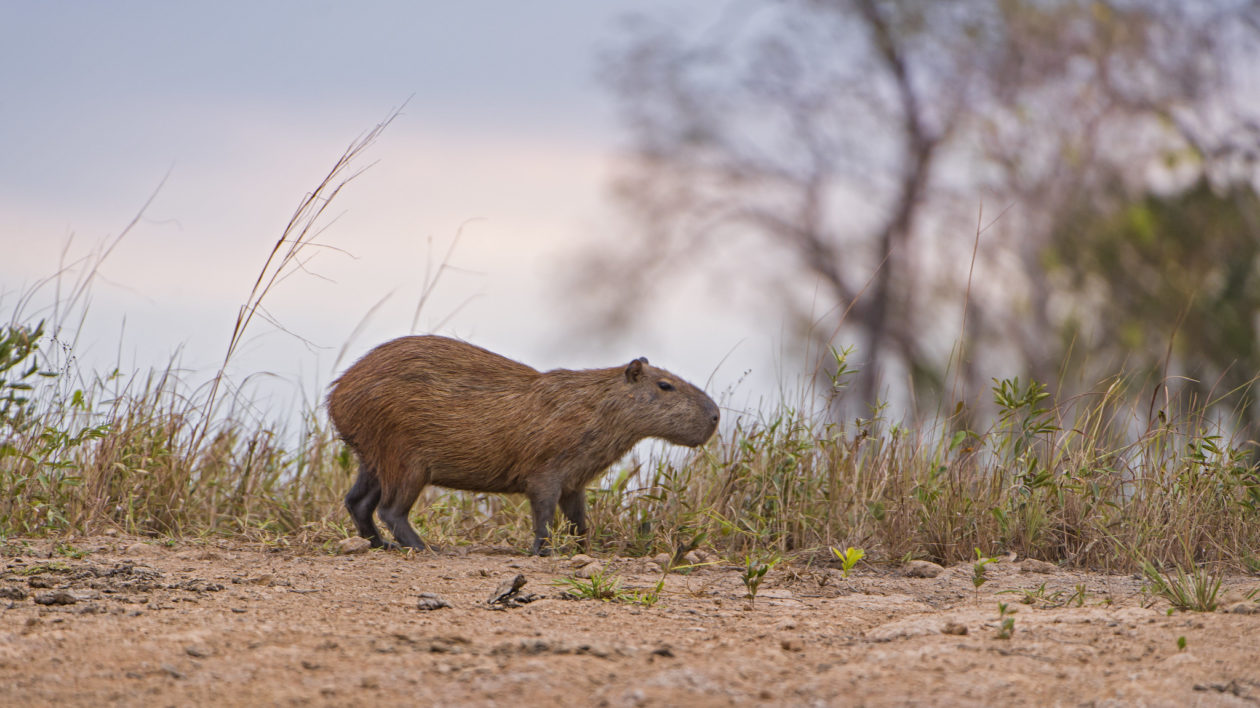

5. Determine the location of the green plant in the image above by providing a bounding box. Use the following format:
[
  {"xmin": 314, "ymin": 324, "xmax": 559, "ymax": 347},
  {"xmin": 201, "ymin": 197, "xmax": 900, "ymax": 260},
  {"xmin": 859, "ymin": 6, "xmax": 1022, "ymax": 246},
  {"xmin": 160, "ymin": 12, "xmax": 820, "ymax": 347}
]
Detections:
[
  {"xmin": 1068, "ymin": 583, "xmax": 1088, "ymax": 607},
  {"xmin": 741, "ymin": 554, "xmax": 780, "ymax": 606},
  {"xmin": 1177, "ymin": 635, "xmax": 1187, "ymax": 651},
  {"xmin": 1141, "ymin": 561, "xmax": 1223, "ymax": 612},
  {"xmin": 54, "ymin": 543, "xmax": 88, "ymax": 559},
  {"xmin": 831, "ymin": 546, "xmax": 865, "ymax": 579},
  {"xmin": 555, "ymin": 567, "xmax": 624, "ymax": 601},
  {"xmin": 1001, "ymin": 582, "xmax": 1062, "ymax": 608},
  {"xmin": 555, "ymin": 567, "xmax": 664, "ymax": 607},
  {"xmin": 625, "ymin": 576, "xmax": 666, "ymax": 608},
  {"xmin": 972, "ymin": 548, "xmax": 996, "ymax": 601},
  {"xmin": 995, "ymin": 602, "xmax": 1016, "ymax": 639}
]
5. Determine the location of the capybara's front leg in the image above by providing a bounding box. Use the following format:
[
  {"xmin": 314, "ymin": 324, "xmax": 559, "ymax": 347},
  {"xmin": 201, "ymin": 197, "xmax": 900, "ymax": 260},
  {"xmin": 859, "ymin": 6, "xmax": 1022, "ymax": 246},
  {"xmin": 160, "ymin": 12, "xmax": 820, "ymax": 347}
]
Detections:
[
  {"xmin": 527, "ymin": 484, "xmax": 561, "ymax": 556},
  {"xmin": 559, "ymin": 488, "xmax": 590, "ymax": 551}
]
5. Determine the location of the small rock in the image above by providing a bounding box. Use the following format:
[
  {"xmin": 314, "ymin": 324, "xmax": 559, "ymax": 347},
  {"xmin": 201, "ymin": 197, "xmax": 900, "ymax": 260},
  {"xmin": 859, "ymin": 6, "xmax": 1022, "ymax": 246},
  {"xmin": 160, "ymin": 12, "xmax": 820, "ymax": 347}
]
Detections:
[
  {"xmin": 428, "ymin": 636, "xmax": 471, "ymax": 653},
  {"xmin": 866, "ymin": 617, "xmax": 943, "ymax": 642},
  {"xmin": 185, "ymin": 645, "xmax": 213, "ymax": 658},
  {"xmin": 903, "ymin": 560, "xmax": 945, "ymax": 578},
  {"xmin": 160, "ymin": 663, "xmax": 185, "ymax": 679},
  {"xmin": 123, "ymin": 543, "xmax": 157, "ymax": 557},
  {"xmin": 575, "ymin": 562, "xmax": 604, "ymax": 579},
  {"xmin": 28, "ymin": 576, "xmax": 56, "ymax": 589},
  {"xmin": 569, "ymin": 554, "xmax": 595, "ymax": 567},
  {"xmin": 175, "ymin": 580, "xmax": 223, "ymax": 593},
  {"xmin": 942, "ymin": 622, "xmax": 968, "ymax": 635},
  {"xmin": 33, "ymin": 590, "xmax": 78, "ymax": 606},
  {"xmin": 780, "ymin": 638, "xmax": 804, "ymax": 652},
  {"xmin": 0, "ymin": 586, "xmax": 28, "ymax": 600},
  {"xmin": 652, "ymin": 553, "xmax": 672, "ymax": 568},
  {"xmin": 1019, "ymin": 558, "xmax": 1058, "ymax": 574},
  {"xmin": 337, "ymin": 537, "xmax": 372, "ymax": 555},
  {"xmin": 683, "ymin": 550, "xmax": 705, "ymax": 565},
  {"xmin": 416, "ymin": 593, "xmax": 452, "ymax": 611},
  {"xmin": 643, "ymin": 562, "xmax": 662, "ymax": 575},
  {"xmin": 1227, "ymin": 602, "xmax": 1260, "ymax": 615}
]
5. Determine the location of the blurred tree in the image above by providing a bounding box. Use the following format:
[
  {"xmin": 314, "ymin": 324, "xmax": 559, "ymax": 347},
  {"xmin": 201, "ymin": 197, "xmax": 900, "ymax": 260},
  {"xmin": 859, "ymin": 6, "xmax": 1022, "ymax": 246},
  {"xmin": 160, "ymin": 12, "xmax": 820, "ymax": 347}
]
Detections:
[
  {"xmin": 1047, "ymin": 178, "xmax": 1260, "ymax": 425},
  {"xmin": 578, "ymin": 0, "xmax": 1260, "ymax": 416}
]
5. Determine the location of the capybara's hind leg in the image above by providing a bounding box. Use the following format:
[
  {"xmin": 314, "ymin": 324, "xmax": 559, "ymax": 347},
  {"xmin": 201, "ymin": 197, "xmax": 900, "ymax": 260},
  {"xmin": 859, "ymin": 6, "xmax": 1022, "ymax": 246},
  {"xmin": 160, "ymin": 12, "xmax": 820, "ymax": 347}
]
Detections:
[
  {"xmin": 559, "ymin": 488, "xmax": 590, "ymax": 550},
  {"xmin": 377, "ymin": 476, "xmax": 428, "ymax": 551},
  {"xmin": 345, "ymin": 463, "xmax": 391, "ymax": 548}
]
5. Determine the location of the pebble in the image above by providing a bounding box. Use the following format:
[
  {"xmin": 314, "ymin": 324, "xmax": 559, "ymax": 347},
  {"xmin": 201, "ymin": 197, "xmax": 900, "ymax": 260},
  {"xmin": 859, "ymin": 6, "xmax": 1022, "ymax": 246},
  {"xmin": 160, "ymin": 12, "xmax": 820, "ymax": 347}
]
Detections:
[
  {"xmin": 903, "ymin": 560, "xmax": 945, "ymax": 578},
  {"xmin": 185, "ymin": 645, "xmax": 213, "ymax": 658},
  {"xmin": 575, "ymin": 562, "xmax": 604, "ymax": 579},
  {"xmin": 337, "ymin": 537, "xmax": 372, "ymax": 555},
  {"xmin": 1019, "ymin": 558, "xmax": 1058, "ymax": 574},
  {"xmin": 416, "ymin": 593, "xmax": 452, "ymax": 611},
  {"xmin": 683, "ymin": 550, "xmax": 717, "ymax": 565},
  {"xmin": 569, "ymin": 554, "xmax": 595, "ymax": 567},
  {"xmin": 123, "ymin": 543, "xmax": 158, "ymax": 557},
  {"xmin": 34, "ymin": 590, "xmax": 78, "ymax": 606}
]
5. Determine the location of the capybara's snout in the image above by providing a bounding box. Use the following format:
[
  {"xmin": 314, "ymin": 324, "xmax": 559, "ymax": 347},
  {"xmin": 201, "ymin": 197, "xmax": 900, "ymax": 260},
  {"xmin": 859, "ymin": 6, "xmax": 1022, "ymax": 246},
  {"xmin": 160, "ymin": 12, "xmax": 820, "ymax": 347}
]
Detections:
[{"xmin": 681, "ymin": 395, "xmax": 720, "ymax": 447}]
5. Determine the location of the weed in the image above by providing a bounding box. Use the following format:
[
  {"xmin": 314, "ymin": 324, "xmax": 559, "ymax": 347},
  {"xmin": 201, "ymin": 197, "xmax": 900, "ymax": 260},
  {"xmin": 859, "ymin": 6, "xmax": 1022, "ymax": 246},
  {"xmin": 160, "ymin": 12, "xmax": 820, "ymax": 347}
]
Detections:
[
  {"xmin": 741, "ymin": 553, "xmax": 780, "ymax": 606},
  {"xmin": 972, "ymin": 548, "xmax": 996, "ymax": 601},
  {"xmin": 995, "ymin": 602, "xmax": 1016, "ymax": 639},
  {"xmin": 1141, "ymin": 561, "xmax": 1223, "ymax": 612},
  {"xmin": 1069, "ymin": 583, "xmax": 1088, "ymax": 607},
  {"xmin": 554, "ymin": 567, "xmax": 663, "ymax": 607},
  {"xmin": 54, "ymin": 543, "xmax": 88, "ymax": 559},
  {"xmin": 1177, "ymin": 635, "xmax": 1187, "ymax": 651},
  {"xmin": 625, "ymin": 577, "xmax": 666, "ymax": 608},
  {"xmin": 1001, "ymin": 582, "xmax": 1064, "ymax": 608},
  {"xmin": 555, "ymin": 567, "xmax": 623, "ymax": 601},
  {"xmin": 831, "ymin": 546, "xmax": 865, "ymax": 578}
]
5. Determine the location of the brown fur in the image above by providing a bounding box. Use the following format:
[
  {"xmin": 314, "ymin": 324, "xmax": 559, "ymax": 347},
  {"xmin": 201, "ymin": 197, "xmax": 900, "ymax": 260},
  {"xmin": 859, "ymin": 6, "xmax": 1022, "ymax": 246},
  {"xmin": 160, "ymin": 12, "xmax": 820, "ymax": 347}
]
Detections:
[{"xmin": 327, "ymin": 335, "xmax": 720, "ymax": 554}]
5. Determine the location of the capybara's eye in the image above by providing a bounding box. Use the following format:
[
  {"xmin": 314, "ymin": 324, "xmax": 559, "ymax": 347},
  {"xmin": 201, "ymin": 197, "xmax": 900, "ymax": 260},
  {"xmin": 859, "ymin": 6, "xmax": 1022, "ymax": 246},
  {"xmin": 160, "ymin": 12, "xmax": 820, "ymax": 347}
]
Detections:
[{"xmin": 657, "ymin": 381, "xmax": 675, "ymax": 391}]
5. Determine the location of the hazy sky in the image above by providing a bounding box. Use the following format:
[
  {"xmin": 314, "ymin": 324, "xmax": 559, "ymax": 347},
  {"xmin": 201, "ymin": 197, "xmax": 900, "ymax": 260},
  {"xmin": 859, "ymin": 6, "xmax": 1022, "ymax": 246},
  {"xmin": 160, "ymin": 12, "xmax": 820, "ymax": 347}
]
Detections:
[{"xmin": 1, "ymin": 2, "xmax": 784, "ymax": 419}]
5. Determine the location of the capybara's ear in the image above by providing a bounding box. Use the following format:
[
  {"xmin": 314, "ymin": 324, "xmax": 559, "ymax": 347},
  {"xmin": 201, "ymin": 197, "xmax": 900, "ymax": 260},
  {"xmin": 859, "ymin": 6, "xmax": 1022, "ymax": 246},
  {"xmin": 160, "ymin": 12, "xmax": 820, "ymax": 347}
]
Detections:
[{"xmin": 625, "ymin": 357, "xmax": 648, "ymax": 382}]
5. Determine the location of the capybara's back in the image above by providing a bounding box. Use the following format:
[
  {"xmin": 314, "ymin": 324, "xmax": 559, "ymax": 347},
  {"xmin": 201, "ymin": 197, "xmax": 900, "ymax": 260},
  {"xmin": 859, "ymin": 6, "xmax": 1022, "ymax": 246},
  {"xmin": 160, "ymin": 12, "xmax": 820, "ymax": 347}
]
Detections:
[{"xmin": 328, "ymin": 335, "xmax": 720, "ymax": 554}]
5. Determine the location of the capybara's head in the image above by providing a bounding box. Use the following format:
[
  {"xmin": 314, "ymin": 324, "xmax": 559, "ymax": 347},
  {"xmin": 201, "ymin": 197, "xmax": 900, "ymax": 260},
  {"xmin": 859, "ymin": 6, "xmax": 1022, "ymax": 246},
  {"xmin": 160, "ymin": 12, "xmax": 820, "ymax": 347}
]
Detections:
[{"xmin": 618, "ymin": 357, "xmax": 719, "ymax": 447}]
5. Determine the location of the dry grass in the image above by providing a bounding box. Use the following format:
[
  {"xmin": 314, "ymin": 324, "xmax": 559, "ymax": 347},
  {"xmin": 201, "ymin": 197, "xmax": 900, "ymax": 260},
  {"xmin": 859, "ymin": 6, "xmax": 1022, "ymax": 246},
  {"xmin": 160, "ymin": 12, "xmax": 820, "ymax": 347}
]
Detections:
[{"xmin": 2, "ymin": 113, "xmax": 1258, "ymax": 575}]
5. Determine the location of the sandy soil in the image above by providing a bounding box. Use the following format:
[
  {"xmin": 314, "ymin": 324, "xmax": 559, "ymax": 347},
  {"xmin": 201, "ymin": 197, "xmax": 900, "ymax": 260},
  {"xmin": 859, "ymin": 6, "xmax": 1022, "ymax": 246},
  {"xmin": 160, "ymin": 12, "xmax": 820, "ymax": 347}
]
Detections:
[{"xmin": 2, "ymin": 535, "xmax": 1258, "ymax": 707}]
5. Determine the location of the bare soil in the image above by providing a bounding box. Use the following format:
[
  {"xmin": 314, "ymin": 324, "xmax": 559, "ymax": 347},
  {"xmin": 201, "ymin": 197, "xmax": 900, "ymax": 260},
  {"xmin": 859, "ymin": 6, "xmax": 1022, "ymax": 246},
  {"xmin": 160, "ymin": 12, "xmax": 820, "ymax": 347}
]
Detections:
[{"xmin": 2, "ymin": 536, "xmax": 1258, "ymax": 707}]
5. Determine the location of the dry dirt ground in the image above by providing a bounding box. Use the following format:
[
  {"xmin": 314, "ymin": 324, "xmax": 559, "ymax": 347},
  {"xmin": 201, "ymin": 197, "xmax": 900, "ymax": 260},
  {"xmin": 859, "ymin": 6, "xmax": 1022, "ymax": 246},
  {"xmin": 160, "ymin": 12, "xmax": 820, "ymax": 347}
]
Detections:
[{"xmin": 2, "ymin": 535, "xmax": 1259, "ymax": 707}]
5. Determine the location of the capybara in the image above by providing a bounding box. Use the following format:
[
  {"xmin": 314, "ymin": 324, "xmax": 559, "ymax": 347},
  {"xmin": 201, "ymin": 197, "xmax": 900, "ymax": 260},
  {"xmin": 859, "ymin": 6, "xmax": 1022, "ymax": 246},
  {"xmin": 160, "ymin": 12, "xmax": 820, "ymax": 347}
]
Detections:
[{"xmin": 327, "ymin": 335, "xmax": 720, "ymax": 555}]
